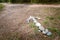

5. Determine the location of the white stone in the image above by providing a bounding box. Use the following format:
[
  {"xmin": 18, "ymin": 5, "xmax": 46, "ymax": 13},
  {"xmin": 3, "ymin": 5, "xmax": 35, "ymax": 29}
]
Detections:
[
  {"xmin": 35, "ymin": 22, "xmax": 41, "ymax": 27},
  {"xmin": 42, "ymin": 31, "xmax": 47, "ymax": 34},
  {"xmin": 47, "ymin": 32, "xmax": 52, "ymax": 36}
]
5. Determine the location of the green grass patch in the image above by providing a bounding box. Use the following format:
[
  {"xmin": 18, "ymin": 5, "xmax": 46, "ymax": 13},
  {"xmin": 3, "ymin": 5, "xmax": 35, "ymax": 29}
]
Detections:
[
  {"xmin": 56, "ymin": 31, "xmax": 60, "ymax": 36},
  {"xmin": 47, "ymin": 27, "xmax": 60, "ymax": 36},
  {"xmin": 34, "ymin": 26, "xmax": 39, "ymax": 33},
  {"xmin": 43, "ymin": 20, "xmax": 48, "ymax": 24},
  {"xmin": 57, "ymin": 16, "xmax": 60, "ymax": 20},
  {"xmin": 46, "ymin": 16, "xmax": 54, "ymax": 20},
  {"xmin": 0, "ymin": 4, "xmax": 4, "ymax": 10},
  {"xmin": 29, "ymin": 22, "xmax": 36, "ymax": 28},
  {"xmin": 47, "ymin": 27, "xmax": 58, "ymax": 32},
  {"xmin": 29, "ymin": 22, "xmax": 39, "ymax": 33}
]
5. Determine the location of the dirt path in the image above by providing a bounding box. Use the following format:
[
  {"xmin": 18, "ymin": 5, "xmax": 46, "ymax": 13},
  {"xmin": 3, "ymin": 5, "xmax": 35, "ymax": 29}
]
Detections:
[{"xmin": 0, "ymin": 3, "xmax": 60, "ymax": 40}]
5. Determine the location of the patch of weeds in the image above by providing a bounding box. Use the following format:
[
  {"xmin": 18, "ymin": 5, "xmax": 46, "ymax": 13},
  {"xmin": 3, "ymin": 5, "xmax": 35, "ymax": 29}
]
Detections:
[
  {"xmin": 48, "ymin": 34, "xmax": 55, "ymax": 38},
  {"xmin": 29, "ymin": 22, "xmax": 39, "ymax": 33},
  {"xmin": 47, "ymin": 27, "xmax": 60, "ymax": 36},
  {"xmin": 34, "ymin": 26, "xmax": 39, "ymax": 33},
  {"xmin": 53, "ymin": 22, "xmax": 57, "ymax": 25},
  {"xmin": 56, "ymin": 30, "xmax": 60, "ymax": 36},
  {"xmin": 43, "ymin": 20, "xmax": 48, "ymax": 24},
  {"xmin": 47, "ymin": 27, "xmax": 58, "ymax": 32},
  {"xmin": 57, "ymin": 16, "xmax": 60, "ymax": 20},
  {"xmin": 47, "ymin": 27, "xmax": 59, "ymax": 38},
  {"xmin": 0, "ymin": 4, "xmax": 4, "ymax": 11},
  {"xmin": 46, "ymin": 16, "xmax": 54, "ymax": 20},
  {"xmin": 29, "ymin": 22, "xmax": 36, "ymax": 28}
]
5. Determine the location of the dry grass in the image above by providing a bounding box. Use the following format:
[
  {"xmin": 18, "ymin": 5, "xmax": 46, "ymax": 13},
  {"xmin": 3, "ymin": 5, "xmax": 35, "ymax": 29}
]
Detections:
[{"xmin": 0, "ymin": 4, "xmax": 60, "ymax": 40}]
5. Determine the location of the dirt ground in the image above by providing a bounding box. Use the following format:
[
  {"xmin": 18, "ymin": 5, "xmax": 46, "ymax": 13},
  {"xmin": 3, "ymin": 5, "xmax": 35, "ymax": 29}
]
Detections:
[{"xmin": 0, "ymin": 3, "xmax": 60, "ymax": 40}]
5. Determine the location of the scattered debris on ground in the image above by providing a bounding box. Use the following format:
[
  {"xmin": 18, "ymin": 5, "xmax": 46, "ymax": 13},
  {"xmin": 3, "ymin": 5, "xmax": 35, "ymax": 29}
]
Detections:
[{"xmin": 26, "ymin": 16, "xmax": 52, "ymax": 36}]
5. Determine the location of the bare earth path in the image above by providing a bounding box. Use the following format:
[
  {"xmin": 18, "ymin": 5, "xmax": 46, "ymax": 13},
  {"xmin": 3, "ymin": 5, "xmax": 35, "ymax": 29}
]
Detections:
[{"xmin": 0, "ymin": 3, "xmax": 60, "ymax": 40}]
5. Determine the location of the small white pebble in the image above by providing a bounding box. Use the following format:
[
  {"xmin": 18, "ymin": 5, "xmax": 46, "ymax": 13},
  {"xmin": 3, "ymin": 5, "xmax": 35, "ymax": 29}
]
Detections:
[{"xmin": 47, "ymin": 32, "xmax": 52, "ymax": 36}]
